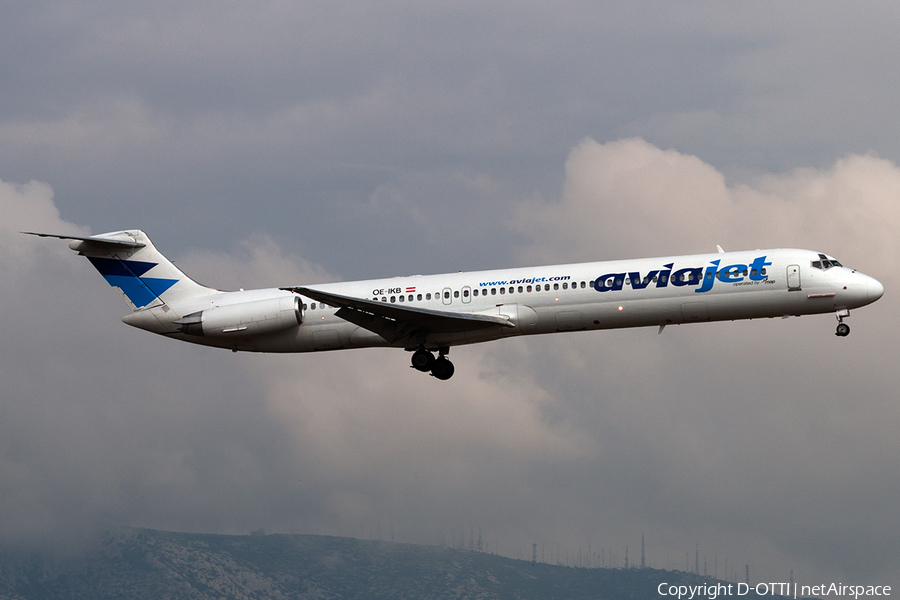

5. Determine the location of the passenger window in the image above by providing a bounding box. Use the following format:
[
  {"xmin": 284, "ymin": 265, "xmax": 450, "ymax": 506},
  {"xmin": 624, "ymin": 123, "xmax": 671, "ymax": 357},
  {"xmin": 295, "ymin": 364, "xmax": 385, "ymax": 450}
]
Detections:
[
  {"xmin": 463, "ymin": 289, "xmax": 469, "ymax": 297},
  {"xmin": 761, "ymin": 268, "xmax": 767, "ymax": 275},
  {"xmin": 390, "ymin": 296, "xmax": 395, "ymax": 303},
  {"xmin": 563, "ymin": 282, "xmax": 568, "ymax": 289},
  {"xmin": 426, "ymin": 293, "xmax": 431, "ymax": 300},
  {"xmin": 527, "ymin": 285, "xmax": 532, "ymax": 292},
  {"xmin": 518, "ymin": 286, "xmax": 523, "ymax": 293},
  {"xmin": 500, "ymin": 288, "xmax": 505, "ymax": 295},
  {"xmin": 399, "ymin": 295, "xmax": 404, "ymax": 302},
  {"xmin": 454, "ymin": 290, "xmax": 459, "ymax": 298},
  {"xmin": 417, "ymin": 294, "xmax": 422, "ymax": 301},
  {"xmin": 302, "ymin": 303, "xmax": 308, "ymax": 310},
  {"xmin": 311, "ymin": 303, "xmax": 317, "ymax": 310},
  {"xmin": 554, "ymin": 283, "xmax": 560, "ymax": 290},
  {"xmin": 508, "ymin": 287, "xmax": 514, "ymax": 294},
  {"xmin": 444, "ymin": 291, "xmax": 450, "ymax": 299},
  {"xmin": 491, "ymin": 288, "xmax": 497, "ymax": 295}
]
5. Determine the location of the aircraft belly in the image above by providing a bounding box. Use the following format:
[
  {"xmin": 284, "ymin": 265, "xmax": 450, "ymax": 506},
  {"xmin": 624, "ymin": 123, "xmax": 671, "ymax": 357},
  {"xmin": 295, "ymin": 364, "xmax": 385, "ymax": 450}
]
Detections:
[
  {"xmin": 310, "ymin": 329, "xmax": 338, "ymax": 350},
  {"xmin": 580, "ymin": 298, "xmax": 680, "ymax": 330},
  {"xmin": 681, "ymin": 302, "xmax": 709, "ymax": 322},
  {"xmin": 228, "ymin": 321, "xmax": 382, "ymax": 353},
  {"xmin": 349, "ymin": 326, "xmax": 387, "ymax": 347},
  {"xmin": 464, "ymin": 325, "xmax": 507, "ymax": 343},
  {"xmin": 547, "ymin": 290, "xmax": 796, "ymax": 330},
  {"xmin": 555, "ymin": 310, "xmax": 583, "ymax": 331},
  {"xmin": 705, "ymin": 289, "xmax": 803, "ymax": 320}
]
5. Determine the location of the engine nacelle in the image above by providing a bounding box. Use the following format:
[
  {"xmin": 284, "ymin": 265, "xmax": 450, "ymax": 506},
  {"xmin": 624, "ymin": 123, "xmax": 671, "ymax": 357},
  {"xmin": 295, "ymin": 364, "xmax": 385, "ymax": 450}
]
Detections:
[{"xmin": 176, "ymin": 295, "xmax": 302, "ymax": 337}]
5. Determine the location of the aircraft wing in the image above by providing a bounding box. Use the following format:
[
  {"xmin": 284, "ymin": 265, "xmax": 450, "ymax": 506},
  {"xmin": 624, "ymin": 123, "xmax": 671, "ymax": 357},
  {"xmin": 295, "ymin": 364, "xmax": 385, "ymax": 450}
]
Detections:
[{"xmin": 282, "ymin": 286, "xmax": 514, "ymax": 344}]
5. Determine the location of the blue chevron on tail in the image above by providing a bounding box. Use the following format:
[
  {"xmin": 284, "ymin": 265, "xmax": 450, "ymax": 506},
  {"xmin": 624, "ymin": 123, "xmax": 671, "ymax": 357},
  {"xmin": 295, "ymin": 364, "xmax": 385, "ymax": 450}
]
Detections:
[{"xmin": 86, "ymin": 257, "xmax": 179, "ymax": 308}]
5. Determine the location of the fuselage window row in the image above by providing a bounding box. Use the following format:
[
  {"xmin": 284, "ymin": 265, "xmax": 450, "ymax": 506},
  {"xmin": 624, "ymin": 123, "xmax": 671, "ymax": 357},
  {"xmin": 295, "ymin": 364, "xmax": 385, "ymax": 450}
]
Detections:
[{"xmin": 360, "ymin": 279, "xmax": 609, "ymax": 305}]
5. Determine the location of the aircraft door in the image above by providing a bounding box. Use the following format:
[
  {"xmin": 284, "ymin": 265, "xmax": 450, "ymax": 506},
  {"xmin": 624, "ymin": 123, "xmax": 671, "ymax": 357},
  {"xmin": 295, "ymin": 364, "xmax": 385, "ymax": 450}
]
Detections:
[
  {"xmin": 787, "ymin": 265, "xmax": 801, "ymax": 291},
  {"xmin": 461, "ymin": 285, "xmax": 471, "ymax": 304},
  {"xmin": 442, "ymin": 287, "xmax": 452, "ymax": 305}
]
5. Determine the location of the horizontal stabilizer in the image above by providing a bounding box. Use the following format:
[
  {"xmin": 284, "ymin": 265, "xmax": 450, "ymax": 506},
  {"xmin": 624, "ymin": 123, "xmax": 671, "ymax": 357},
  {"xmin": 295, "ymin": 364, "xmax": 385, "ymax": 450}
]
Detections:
[{"xmin": 21, "ymin": 231, "xmax": 146, "ymax": 249}]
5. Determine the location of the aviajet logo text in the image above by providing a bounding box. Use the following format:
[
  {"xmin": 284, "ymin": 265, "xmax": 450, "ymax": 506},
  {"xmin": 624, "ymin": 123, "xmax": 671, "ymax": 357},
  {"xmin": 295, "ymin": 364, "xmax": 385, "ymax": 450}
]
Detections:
[{"xmin": 593, "ymin": 256, "xmax": 773, "ymax": 294}]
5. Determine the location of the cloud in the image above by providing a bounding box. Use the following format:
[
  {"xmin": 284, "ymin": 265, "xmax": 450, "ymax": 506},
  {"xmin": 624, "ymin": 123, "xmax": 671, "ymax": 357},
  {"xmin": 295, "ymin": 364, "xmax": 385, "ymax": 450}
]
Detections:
[{"xmin": 513, "ymin": 137, "xmax": 730, "ymax": 262}]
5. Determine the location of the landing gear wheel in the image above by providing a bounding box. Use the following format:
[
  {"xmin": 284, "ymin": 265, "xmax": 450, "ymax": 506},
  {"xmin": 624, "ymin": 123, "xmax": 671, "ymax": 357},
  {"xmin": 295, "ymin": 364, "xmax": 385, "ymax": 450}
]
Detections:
[
  {"xmin": 836, "ymin": 323, "xmax": 850, "ymax": 337},
  {"xmin": 430, "ymin": 357, "xmax": 455, "ymax": 380},
  {"xmin": 411, "ymin": 348, "xmax": 436, "ymax": 372}
]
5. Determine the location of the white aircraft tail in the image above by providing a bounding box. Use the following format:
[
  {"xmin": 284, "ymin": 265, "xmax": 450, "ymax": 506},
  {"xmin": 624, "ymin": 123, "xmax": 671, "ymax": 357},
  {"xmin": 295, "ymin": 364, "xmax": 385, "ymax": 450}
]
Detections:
[{"xmin": 24, "ymin": 229, "xmax": 217, "ymax": 310}]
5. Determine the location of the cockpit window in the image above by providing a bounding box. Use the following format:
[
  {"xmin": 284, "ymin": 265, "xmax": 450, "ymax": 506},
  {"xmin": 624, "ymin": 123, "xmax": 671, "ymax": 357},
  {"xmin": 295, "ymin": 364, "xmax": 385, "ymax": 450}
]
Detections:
[{"xmin": 812, "ymin": 254, "xmax": 842, "ymax": 270}]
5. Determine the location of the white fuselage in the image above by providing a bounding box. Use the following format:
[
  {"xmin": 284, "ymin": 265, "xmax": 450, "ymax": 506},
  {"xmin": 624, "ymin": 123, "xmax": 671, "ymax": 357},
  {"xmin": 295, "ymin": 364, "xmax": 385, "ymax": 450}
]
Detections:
[{"xmin": 123, "ymin": 248, "xmax": 884, "ymax": 353}]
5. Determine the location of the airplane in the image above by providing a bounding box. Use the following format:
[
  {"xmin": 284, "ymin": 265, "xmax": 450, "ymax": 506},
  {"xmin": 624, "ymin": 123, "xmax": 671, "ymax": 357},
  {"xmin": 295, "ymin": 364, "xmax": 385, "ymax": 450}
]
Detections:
[{"xmin": 24, "ymin": 230, "xmax": 884, "ymax": 380}]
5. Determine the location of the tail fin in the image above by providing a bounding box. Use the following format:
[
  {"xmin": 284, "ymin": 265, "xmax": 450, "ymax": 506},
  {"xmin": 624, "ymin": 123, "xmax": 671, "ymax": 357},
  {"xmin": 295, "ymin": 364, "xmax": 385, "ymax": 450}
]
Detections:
[{"xmin": 23, "ymin": 229, "xmax": 216, "ymax": 310}]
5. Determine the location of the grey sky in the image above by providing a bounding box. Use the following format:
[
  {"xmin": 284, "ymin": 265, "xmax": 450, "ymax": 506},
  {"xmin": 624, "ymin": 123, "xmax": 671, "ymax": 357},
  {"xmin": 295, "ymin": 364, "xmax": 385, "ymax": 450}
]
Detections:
[{"xmin": 2, "ymin": 1, "xmax": 899, "ymax": 584}]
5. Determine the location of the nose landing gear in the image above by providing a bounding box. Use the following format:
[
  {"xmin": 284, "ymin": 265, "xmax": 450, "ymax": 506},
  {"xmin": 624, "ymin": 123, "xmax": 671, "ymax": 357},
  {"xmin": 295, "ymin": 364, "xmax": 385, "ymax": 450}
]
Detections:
[
  {"xmin": 410, "ymin": 346, "xmax": 454, "ymax": 380},
  {"xmin": 835, "ymin": 310, "xmax": 850, "ymax": 337}
]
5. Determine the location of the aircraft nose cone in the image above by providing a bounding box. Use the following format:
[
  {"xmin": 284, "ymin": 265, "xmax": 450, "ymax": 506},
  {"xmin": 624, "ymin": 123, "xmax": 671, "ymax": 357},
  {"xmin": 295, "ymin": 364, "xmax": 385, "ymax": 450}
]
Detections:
[{"xmin": 868, "ymin": 276, "xmax": 885, "ymax": 302}]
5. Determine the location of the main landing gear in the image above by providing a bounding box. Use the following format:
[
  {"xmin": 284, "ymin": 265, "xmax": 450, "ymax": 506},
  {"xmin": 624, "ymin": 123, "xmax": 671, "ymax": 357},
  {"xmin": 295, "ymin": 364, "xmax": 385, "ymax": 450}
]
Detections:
[
  {"xmin": 835, "ymin": 310, "xmax": 850, "ymax": 337},
  {"xmin": 411, "ymin": 347, "xmax": 455, "ymax": 380}
]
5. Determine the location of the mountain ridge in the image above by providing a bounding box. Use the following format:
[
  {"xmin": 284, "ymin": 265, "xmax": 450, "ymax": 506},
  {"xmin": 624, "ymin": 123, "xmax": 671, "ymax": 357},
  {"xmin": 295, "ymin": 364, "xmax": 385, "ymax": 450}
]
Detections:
[{"xmin": 0, "ymin": 528, "xmax": 784, "ymax": 599}]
